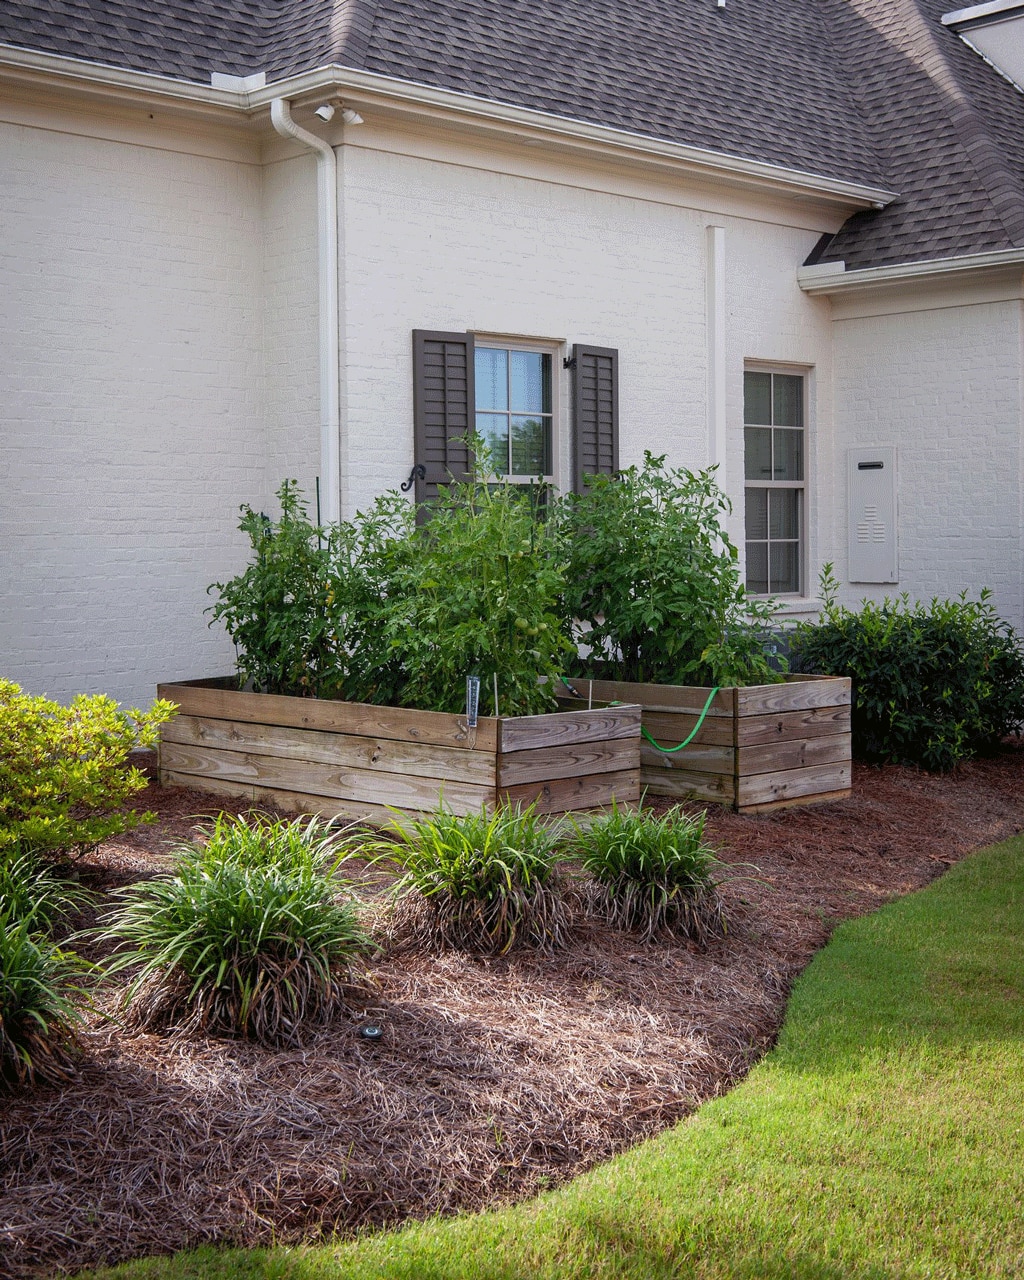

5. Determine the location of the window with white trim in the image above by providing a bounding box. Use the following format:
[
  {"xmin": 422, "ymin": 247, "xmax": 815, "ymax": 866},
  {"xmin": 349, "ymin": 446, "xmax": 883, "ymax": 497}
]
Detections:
[
  {"xmin": 743, "ymin": 369, "xmax": 805, "ymax": 595},
  {"xmin": 474, "ymin": 344, "xmax": 554, "ymax": 482}
]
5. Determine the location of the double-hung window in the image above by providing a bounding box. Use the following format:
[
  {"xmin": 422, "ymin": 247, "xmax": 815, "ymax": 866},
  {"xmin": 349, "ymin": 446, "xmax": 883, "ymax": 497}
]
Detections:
[
  {"xmin": 474, "ymin": 345, "xmax": 554, "ymax": 482},
  {"xmin": 744, "ymin": 369, "xmax": 805, "ymax": 595}
]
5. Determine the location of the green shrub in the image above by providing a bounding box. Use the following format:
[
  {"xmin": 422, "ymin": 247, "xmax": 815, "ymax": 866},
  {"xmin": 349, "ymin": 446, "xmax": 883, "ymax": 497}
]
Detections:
[
  {"xmin": 559, "ymin": 453, "xmax": 781, "ymax": 688},
  {"xmin": 98, "ymin": 814, "xmax": 372, "ymax": 1045},
  {"xmin": 0, "ymin": 680, "xmax": 176, "ymax": 860},
  {"xmin": 373, "ymin": 479, "xmax": 573, "ymax": 717},
  {"xmin": 1, "ymin": 912, "xmax": 86, "ymax": 1089},
  {"xmin": 565, "ymin": 803, "xmax": 726, "ymax": 944},
  {"xmin": 207, "ymin": 479, "xmax": 411, "ymax": 701},
  {"xmin": 791, "ymin": 566, "xmax": 1024, "ymax": 770},
  {"xmin": 374, "ymin": 804, "xmax": 569, "ymax": 955}
]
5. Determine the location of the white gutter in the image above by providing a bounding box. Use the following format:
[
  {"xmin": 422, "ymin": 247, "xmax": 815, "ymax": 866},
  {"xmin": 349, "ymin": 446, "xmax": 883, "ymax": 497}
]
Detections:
[
  {"xmin": 270, "ymin": 97, "xmax": 341, "ymax": 524},
  {"xmin": 797, "ymin": 245, "xmax": 1024, "ymax": 294},
  {"xmin": 0, "ymin": 43, "xmax": 897, "ymax": 211}
]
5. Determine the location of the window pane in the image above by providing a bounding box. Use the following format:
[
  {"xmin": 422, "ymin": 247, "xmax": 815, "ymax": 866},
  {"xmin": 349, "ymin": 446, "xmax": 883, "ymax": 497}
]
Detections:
[
  {"xmin": 510, "ymin": 351, "xmax": 550, "ymax": 414},
  {"xmin": 744, "ymin": 427, "xmax": 772, "ymax": 480},
  {"xmin": 476, "ymin": 412, "xmax": 509, "ymax": 475},
  {"xmin": 510, "ymin": 415, "xmax": 550, "ymax": 476},
  {"xmin": 773, "ymin": 374, "xmax": 804, "ymax": 428},
  {"xmin": 769, "ymin": 542, "xmax": 800, "ymax": 593},
  {"xmin": 746, "ymin": 542, "xmax": 768, "ymax": 595},
  {"xmin": 773, "ymin": 428, "xmax": 803, "ymax": 481},
  {"xmin": 745, "ymin": 488, "xmax": 768, "ymax": 540},
  {"xmin": 744, "ymin": 371, "xmax": 772, "ymax": 425},
  {"xmin": 769, "ymin": 489, "xmax": 799, "ymax": 539},
  {"xmin": 475, "ymin": 349, "xmax": 508, "ymax": 411}
]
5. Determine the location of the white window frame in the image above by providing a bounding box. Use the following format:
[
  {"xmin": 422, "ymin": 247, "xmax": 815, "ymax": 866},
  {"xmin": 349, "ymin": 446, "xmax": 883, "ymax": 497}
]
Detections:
[
  {"xmin": 473, "ymin": 335, "xmax": 562, "ymax": 487},
  {"xmin": 742, "ymin": 363, "xmax": 809, "ymax": 598}
]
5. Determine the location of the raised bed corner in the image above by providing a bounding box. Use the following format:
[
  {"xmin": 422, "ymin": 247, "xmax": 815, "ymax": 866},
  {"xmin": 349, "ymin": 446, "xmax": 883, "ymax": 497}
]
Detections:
[
  {"xmin": 156, "ymin": 678, "xmax": 641, "ymax": 823},
  {"xmin": 556, "ymin": 674, "xmax": 851, "ymax": 813}
]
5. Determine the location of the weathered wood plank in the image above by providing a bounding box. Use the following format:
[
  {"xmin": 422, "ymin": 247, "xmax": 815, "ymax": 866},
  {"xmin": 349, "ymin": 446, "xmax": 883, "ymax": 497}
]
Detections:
[
  {"xmin": 737, "ymin": 733, "xmax": 852, "ymax": 777},
  {"xmin": 497, "ymin": 737, "xmax": 638, "ymax": 788},
  {"xmin": 736, "ymin": 761, "xmax": 853, "ymax": 808},
  {"xmin": 498, "ymin": 705, "xmax": 641, "ymax": 753},
  {"xmin": 638, "ymin": 768, "xmax": 736, "ymax": 803},
  {"xmin": 639, "ymin": 740, "xmax": 735, "ymax": 777},
  {"xmin": 740, "ymin": 787, "xmax": 851, "ymax": 815},
  {"xmin": 639, "ymin": 709, "xmax": 736, "ymax": 748},
  {"xmin": 556, "ymin": 678, "xmax": 733, "ymax": 717},
  {"xmin": 162, "ymin": 715, "xmax": 497, "ymax": 786},
  {"xmin": 159, "ymin": 770, "xmax": 414, "ymax": 826},
  {"xmin": 159, "ymin": 742, "xmax": 493, "ymax": 813},
  {"xmin": 158, "ymin": 680, "xmax": 498, "ymax": 752},
  {"xmin": 736, "ymin": 704, "xmax": 851, "ymax": 747},
  {"xmin": 501, "ymin": 767, "xmax": 640, "ymax": 815},
  {"xmin": 735, "ymin": 677, "xmax": 851, "ymax": 717}
]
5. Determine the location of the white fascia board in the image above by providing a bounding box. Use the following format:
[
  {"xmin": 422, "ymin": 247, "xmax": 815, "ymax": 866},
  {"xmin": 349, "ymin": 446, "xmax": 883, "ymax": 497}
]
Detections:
[
  {"xmin": 942, "ymin": 1, "xmax": 1024, "ymax": 26},
  {"xmin": 798, "ymin": 246, "xmax": 1024, "ymax": 294},
  {"xmin": 0, "ymin": 42, "xmax": 897, "ymax": 210}
]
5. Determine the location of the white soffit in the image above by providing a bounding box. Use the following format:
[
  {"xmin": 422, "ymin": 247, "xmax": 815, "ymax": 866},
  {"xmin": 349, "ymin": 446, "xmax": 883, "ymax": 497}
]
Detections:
[{"xmin": 942, "ymin": 1, "xmax": 1024, "ymax": 91}]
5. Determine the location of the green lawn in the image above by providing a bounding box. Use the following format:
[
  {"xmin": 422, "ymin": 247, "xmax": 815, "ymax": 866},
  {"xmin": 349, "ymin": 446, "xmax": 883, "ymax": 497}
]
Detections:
[{"xmin": 85, "ymin": 835, "xmax": 1024, "ymax": 1280}]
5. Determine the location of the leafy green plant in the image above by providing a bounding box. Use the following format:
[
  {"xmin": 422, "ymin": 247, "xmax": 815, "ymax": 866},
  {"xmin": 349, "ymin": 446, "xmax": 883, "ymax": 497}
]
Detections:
[
  {"xmin": 791, "ymin": 566, "xmax": 1024, "ymax": 770},
  {"xmin": 559, "ymin": 452, "xmax": 782, "ymax": 688},
  {"xmin": 374, "ymin": 804, "xmax": 569, "ymax": 955},
  {"xmin": 564, "ymin": 803, "xmax": 726, "ymax": 944},
  {"xmin": 0, "ymin": 846, "xmax": 91, "ymax": 936},
  {"xmin": 1, "ymin": 912, "xmax": 86, "ymax": 1089},
  {"xmin": 377, "ymin": 479, "xmax": 573, "ymax": 717},
  {"xmin": 0, "ymin": 680, "xmax": 176, "ymax": 860},
  {"xmin": 98, "ymin": 814, "xmax": 372, "ymax": 1045}
]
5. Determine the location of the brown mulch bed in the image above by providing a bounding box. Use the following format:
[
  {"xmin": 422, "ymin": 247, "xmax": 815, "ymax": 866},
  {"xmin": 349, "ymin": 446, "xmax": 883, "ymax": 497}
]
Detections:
[{"xmin": 3, "ymin": 747, "xmax": 1024, "ymax": 1279}]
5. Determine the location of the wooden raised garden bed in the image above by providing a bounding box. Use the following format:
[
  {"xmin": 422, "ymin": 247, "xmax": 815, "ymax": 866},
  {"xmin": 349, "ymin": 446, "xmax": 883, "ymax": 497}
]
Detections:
[
  {"xmin": 556, "ymin": 674, "xmax": 852, "ymax": 813},
  {"xmin": 156, "ymin": 678, "xmax": 642, "ymax": 823}
]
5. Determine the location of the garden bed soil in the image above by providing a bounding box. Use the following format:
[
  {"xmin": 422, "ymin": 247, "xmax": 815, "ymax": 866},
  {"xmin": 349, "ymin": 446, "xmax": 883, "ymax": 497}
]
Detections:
[{"xmin": 3, "ymin": 745, "xmax": 1024, "ymax": 1279}]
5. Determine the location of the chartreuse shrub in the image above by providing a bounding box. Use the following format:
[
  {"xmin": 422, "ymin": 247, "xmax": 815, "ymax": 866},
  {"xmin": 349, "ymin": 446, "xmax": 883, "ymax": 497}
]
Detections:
[
  {"xmin": 791, "ymin": 565, "xmax": 1024, "ymax": 770},
  {"xmin": 373, "ymin": 804, "xmax": 568, "ymax": 955},
  {"xmin": 559, "ymin": 452, "xmax": 782, "ymax": 688},
  {"xmin": 98, "ymin": 814, "xmax": 372, "ymax": 1046},
  {"xmin": 565, "ymin": 803, "xmax": 726, "ymax": 944},
  {"xmin": 0, "ymin": 679, "xmax": 176, "ymax": 860}
]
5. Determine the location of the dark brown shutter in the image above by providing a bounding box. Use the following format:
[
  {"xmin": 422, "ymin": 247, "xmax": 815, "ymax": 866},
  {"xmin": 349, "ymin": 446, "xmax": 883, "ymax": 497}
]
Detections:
[
  {"xmin": 412, "ymin": 330, "xmax": 476, "ymax": 507},
  {"xmin": 572, "ymin": 344, "xmax": 619, "ymax": 493}
]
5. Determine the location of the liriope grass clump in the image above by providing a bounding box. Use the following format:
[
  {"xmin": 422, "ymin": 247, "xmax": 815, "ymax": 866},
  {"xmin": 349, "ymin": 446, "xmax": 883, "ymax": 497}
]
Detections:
[
  {"xmin": 375, "ymin": 804, "xmax": 569, "ymax": 955},
  {"xmin": 567, "ymin": 803, "xmax": 727, "ymax": 944},
  {"xmin": 1, "ymin": 848, "xmax": 91, "ymax": 1090},
  {"xmin": 99, "ymin": 814, "xmax": 372, "ymax": 1046}
]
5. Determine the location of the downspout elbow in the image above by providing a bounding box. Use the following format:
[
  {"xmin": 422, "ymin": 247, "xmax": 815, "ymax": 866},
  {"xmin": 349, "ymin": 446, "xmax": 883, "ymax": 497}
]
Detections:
[{"xmin": 270, "ymin": 97, "xmax": 341, "ymax": 524}]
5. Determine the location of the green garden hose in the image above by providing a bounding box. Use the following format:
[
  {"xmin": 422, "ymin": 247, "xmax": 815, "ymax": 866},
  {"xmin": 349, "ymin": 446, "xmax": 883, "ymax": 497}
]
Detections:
[{"xmin": 564, "ymin": 681, "xmax": 721, "ymax": 754}]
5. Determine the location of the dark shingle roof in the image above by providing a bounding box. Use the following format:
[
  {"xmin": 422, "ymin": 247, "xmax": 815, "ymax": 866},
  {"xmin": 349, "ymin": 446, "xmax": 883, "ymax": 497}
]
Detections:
[{"xmin": 2, "ymin": 0, "xmax": 1024, "ymax": 270}]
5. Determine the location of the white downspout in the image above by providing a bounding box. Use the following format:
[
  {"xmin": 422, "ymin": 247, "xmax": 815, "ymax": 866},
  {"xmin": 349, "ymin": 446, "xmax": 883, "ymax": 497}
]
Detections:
[{"xmin": 270, "ymin": 97, "xmax": 341, "ymax": 524}]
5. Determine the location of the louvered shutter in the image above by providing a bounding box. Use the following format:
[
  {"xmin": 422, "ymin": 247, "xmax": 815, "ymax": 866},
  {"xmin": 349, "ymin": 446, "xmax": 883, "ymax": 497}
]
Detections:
[
  {"xmin": 412, "ymin": 330, "xmax": 476, "ymax": 508},
  {"xmin": 572, "ymin": 344, "xmax": 619, "ymax": 492}
]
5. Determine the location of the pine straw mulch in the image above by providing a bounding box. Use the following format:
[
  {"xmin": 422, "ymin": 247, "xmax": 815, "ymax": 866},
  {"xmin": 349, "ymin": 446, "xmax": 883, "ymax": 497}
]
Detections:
[{"xmin": 3, "ymin": 745, "xmax": 1024, "ymax": 1279}]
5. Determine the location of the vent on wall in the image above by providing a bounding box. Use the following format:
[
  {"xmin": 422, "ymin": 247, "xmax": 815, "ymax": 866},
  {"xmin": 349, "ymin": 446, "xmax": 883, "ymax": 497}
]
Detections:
[{"xmin": 848, "ymin": 447, "xmax": 897, "ymax": 583}]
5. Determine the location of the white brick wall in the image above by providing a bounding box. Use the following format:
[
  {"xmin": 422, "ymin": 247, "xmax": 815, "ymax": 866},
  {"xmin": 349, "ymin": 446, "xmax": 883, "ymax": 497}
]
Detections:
[
  {"xmin": 831, "ymin": 299, "xmax": 1024, "ymax": 627},
  {"xmin": 0, "ymin": 118, "xmax": 266, "ymax": 707}
]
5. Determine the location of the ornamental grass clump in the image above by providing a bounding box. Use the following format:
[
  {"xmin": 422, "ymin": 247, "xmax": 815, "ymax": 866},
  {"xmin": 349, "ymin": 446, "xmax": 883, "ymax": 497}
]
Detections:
[
  {"xmin": 99, "ymin": 814, "xmax": 372, "ymax": 1046},
  {"xmin": 1, "ymin": 846, "xmax": 91, "ymax": 937},
  {"xmin": 566, "ymin": 803, "xmax": 726, "ymax": 945},
  {"xmin": 376, "ymin": 804, "xmax": 569, "ymax": 955},
  {"xmin": 0, "ymin": 912, "xmax": 86, "ymax": 1089}
]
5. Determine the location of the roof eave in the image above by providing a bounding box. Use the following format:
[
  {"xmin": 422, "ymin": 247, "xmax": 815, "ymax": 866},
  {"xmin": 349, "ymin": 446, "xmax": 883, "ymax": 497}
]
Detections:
[
  {"xmin": 0, "ymin": 42, "xmax": 897, "ymax": 212},
  {"xmin": 798, "ymin": 246, "xmax": 1024, "ymax": 294}
]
